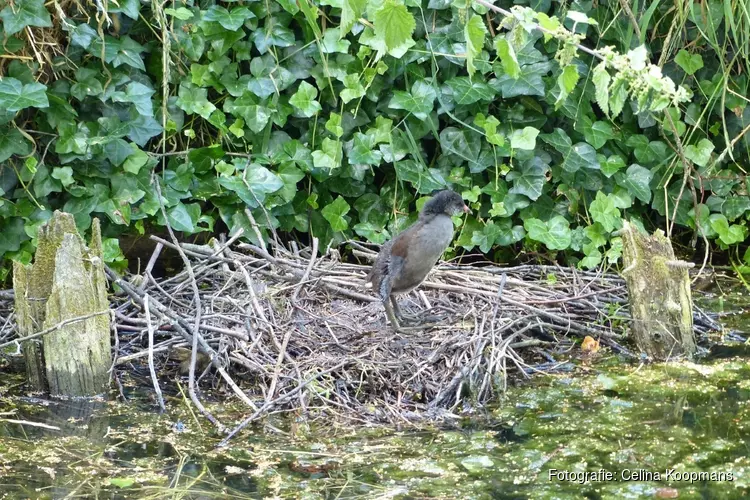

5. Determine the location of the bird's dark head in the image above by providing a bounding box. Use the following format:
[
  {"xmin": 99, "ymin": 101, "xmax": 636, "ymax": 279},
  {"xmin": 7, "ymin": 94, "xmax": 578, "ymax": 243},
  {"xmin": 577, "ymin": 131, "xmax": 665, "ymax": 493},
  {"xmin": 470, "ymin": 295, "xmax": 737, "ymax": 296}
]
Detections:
[{"xmin": 420, "ymin": 190, "xmax": 470, "ymax": 218}]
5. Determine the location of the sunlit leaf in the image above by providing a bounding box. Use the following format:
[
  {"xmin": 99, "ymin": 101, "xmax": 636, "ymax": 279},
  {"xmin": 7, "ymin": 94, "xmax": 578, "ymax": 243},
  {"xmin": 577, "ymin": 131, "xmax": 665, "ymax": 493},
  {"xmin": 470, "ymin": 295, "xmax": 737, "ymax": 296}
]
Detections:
[
  {"xmin": 373, "ymin": 0, "xmax": 415, "ymax": 51},
  {"xmin": 464, "ymin": 14, "xmax": 486, "ymax": 77}
]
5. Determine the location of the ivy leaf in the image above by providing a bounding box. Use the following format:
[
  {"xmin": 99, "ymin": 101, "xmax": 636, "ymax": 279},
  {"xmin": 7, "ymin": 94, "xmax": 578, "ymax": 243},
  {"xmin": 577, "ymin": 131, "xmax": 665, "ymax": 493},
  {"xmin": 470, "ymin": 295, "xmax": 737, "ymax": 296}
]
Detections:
[
  {"xmin": 127, "ymin": 115, "xmax": 163, "ymax": 146},
  {"xmin": 540, "ymin": 128, "xmax": 572, "ymax": 154},
  {"xmin": 580, "ymin": 247, "xmax": 602, "ymax": 269},
  {"xmin": 221, "ymin": 164, "xmax": 283, "ymax": 206},
  {"xmin": 108, "ymin": 0, "xmax": 140, "ymax": 20},
  {"xmin": 600, "ymin": 154, "xmax": 626, "ymax": 177},
  {"xmin": 325, "ymin": 113, "xmax": 344, "ymax": 138},
  {"xmin": 0, "ymin": 0, "xmax": 52, "ymax": 36},
  {"xmin": 276, "ymin": 139, "xmax": 313, "ymax": 170},
  {"xmin": 0, "ymin": 78, "xmax": 49, "ymax": 112},
  {"xmin": 340, "ymin": 73, "xmax": 366, "ymax": 103},
  {"xmin": 524, "ymin": 216, "xmax": 571, "ymax": 250},
  {"xmin": 224, "ymin": 94, "xmax": 271, "ymax": 133},
  {"xmin": 69, "ymin": 23, "xmax": 98, "ymax": 49},
  {"xmin": 394, "ymin": 160, "xmax": 446, "ymax": 193},
  {"xmin": 111, "ymin": 172, "xmax": 146, "ymax": 205},
  {"xmin": 164, "ymin": 7, "xmax": 193, "ymax": 20},
  {"xmin": 373, "ymin": 0, "xmax": 415, "ymax": 51},
  {"xmin": 354, "ymin": 193, "xmax": 389, "ymax": 226},
  {"xmin": 709, "ymin": 214, "xmax": 747, "ymax": 246},
  {"xmin": 510, "ymin": 127, "xmax": 539, "ymax": 150},
  {"xmin": 388, "ymin": 80, "xmax": 436, "ymax": 119},
  {"xmin": 51, "ymin": 166, "xmax": 74, "ymax": 187},
  {"xmin": 353, "ymin": 222, "xmax": 388, "ymax": 244},
  {"xmin": 674, "ymin": 50, "xmax": 704, "ymax": 75},
  {"xmin": 583, "ymin": 120, "xmax": 615, "ymax": 149},
  {"xmin": 366, "ymin": 116, "xmax": 394, "ymax": 144},
  {"xmin": 626, "ymin": 136, "xmax": 669, "ymax": 165},
  {"xmin": 471, "ymin": 221, "xmax": 503, "ymax": 253},
  {"xmin": 229, "ymin": 118, "xmax": 245, "ymax": 138},
  {"xmin": 341, "ymin": 0, "xmax": 366, "ymax": 36},
  {"xmin": 615, "ymin": 164, "xmax": 653, "ymax": 203},
  {"xmin": 102, "ymin": 139, "xmax": 132, "ymax": 166},
  {"xmin": 585, "ymin": 223, "xmax": 608, "ymax": 248},
  {"xmin": 474, "ymin": 113, "xmax": 504, "ymax": 146},
  {"xmin": 611, "ymin": 186, "xmax": 632, "ymax": 210},
  {"xmin": 312, "ymin": 138, "xmax": 342, "ymax": 170},
  {"xmin": 464, "ymin": 14, "xmax": 486, "ymax": 77},
  {"xmin": 251, "ymin": 23, "xmax": 295, "ymax": 54},
  {"xmin": 166, "ymin": 202, "xmax": 197, "ymax": 233},
  {"xmin": 496, "ymin": 219, "xmax": 526, "ymax": 246},
  {"xmin": 203, "ymin": 6, "xmax": 254, "ymax": 31},
  {"xmin": 123, "ymin": 148, "xmax": 150, "ymax": 175},
  {"xmin": 592, "ymin": 61, "xmax": 610, "ymax": 115},
  {"xmin": 276, "ymin": 163, "xmax": 305, "ymax": 202},
  {"xmin": 589, "ymin": 192, "xmax": 621, "ymax": 232},
  {"xmin": 120, "ymin": 82, "xmax": 155, "ymax": 116},
  {"xmin": 507, "ymin": 159, "xmax": 546, "ymax": 200},
  {"xmin": 289, "ymin": 81, "xmax": 322, "ymax": 118},
  {"xmin": 112, "ymin": 36, "xmax": 146, "ymax": 71},
  {"xmin": 0, "ymin": 127, "xmax": 33, "ymax": 162},
  {"xmin": 492, "ymin": 61, "xmax": 548, "ymax": 98},
  {"xmin": 321, "ymin": 196, "xmax": 351, "ymax": 231},
  {"xmin": 347, "ymin": 133, "xmax": 382, "ymax": 165},
  {"xmin": 494, "ymin": 38, "xmax": 520, "ymax": 79},
  {"xmin": 446, "ymin": 77, "xmax": 495, "ymax": 105},
  {"xmin": 722, "ymin": 196, "xmax": 750, "ymax": 221},
  {"xmin": 176, "ymin": 84, "xmax": 216, "ymax": 119},
  {"xmin": 439, "ymin": 127, "xmax": 482, "ymax": 171},
  {"xmin": 684, "ymin": 138, "xmax": 714, "ymax": 167},
  {"xmin": 245, "ymin": 163, "xmax": 284, "ymax": 201},
  {"xmin": 320, "ymin": 27, "xmax": 350, "ymax": 53},
  {"xmin": 562, "ymin": 143, "xmax": 599, "ymax": 172}
]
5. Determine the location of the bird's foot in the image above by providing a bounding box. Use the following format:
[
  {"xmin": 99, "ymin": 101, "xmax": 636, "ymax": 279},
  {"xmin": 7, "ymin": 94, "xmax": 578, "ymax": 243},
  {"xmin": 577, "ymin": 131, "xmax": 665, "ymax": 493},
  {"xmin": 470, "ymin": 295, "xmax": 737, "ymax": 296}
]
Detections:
[
  {"xmin": 396, "ymin": 311, "xmax": 423, "ymax": 324},
  {"xmin": 400, "ymin": 306, "xmax": 452, "ymax": 325},
  {"xmin": 386, "ymin": 299, "xmax": 451, "ymax": 330},
  {"xmin": 394, "ymin": 323, "xmax": 435, "ymax": 333},
  {"xmin": 415, "ymin": 313, "xmax": 449, "ymax": 324}
]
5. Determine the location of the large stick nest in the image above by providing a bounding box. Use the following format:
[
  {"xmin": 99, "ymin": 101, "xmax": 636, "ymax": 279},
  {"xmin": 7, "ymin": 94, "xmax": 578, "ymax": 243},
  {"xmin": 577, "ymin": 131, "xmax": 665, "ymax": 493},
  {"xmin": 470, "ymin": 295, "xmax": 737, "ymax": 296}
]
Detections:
[{"xmin": 104, "ymin": 235, "xmax": 721, "ymax": 433}]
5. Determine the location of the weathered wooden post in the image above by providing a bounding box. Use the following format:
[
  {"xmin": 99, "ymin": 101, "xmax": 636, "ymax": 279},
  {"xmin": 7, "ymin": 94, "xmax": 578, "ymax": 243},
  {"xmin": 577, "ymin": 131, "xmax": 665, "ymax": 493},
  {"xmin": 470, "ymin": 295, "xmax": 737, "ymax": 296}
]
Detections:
[
  {"xmin": 620, "ymin": 220, "xmax": 696, "ymax": 360},
  {"xmin": 13, "ymin": 211, "xmax": 111, "ymax": 396}
]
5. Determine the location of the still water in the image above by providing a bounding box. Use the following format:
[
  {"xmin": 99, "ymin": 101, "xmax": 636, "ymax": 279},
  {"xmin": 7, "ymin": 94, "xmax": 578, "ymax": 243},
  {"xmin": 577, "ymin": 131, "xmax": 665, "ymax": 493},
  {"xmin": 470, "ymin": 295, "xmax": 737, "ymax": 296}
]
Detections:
[{"xmin": 1, "ymin": 286, "xmax": 749, "ymax": 499}]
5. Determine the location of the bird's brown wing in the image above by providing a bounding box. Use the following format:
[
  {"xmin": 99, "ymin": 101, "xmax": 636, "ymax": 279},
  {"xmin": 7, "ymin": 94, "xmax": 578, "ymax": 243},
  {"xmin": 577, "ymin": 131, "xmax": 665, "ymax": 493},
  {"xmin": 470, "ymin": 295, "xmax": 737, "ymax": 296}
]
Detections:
[
  {"xmin": 367, "ymin": 225, "xmax": 415, "ymax": 302},
  {"xmin": 381, "ymin": 232, "xmax": 410, "ymax": 301},
  {"xmin": 367, "ymin": 239, "xmax": 393, "ymax": 302}
]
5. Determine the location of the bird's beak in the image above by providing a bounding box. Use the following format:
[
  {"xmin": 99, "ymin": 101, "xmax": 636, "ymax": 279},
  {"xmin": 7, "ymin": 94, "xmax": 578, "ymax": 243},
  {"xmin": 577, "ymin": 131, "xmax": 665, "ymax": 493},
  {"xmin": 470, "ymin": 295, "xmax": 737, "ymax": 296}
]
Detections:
[{"xmin": 463, "ymin": 204, "xmax": 471, "ymax": 214}]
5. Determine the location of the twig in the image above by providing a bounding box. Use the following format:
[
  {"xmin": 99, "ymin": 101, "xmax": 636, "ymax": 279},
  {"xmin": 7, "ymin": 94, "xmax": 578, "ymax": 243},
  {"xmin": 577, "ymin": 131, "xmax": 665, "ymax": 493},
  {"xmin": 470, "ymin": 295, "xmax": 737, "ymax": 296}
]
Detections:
[
  {"xmin": 144, "ymin": 295, "xmax": 166, "ymax": 412},
  {"xmin": 0, "ymin": 310, "xmax": 110, "ymax": 350}
]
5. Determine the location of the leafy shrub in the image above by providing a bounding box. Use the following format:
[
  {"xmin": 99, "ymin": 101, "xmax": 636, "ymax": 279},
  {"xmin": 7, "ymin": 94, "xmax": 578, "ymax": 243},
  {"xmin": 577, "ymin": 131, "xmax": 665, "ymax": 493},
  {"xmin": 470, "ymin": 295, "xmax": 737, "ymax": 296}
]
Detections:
[{"xmin": 0, "ymin": 0, "xmax": 748, "ymax": 281}]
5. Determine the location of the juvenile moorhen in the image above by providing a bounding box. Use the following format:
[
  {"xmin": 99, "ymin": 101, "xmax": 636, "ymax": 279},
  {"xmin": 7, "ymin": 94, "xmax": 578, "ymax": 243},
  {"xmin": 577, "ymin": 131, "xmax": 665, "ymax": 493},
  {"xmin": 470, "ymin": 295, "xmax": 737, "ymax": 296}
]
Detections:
[{"xmin": 367, "ymin": 190, "xmax": 470, "ymax": 329}]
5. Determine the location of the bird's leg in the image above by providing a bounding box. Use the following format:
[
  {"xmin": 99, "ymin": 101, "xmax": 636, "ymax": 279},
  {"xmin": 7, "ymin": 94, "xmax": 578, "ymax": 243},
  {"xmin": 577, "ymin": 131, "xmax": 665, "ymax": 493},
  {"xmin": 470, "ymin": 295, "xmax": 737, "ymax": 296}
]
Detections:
[
  {"xmin": 386, "ymin": 297, "xmax": 430, "ymax": 333},
  {"xmin": 383, "ymin": 298, "xmax": 401, "ymax": 330},
  {"xmin": 390, "ymin": 296, "xmax": 418, "ymax": 322}
]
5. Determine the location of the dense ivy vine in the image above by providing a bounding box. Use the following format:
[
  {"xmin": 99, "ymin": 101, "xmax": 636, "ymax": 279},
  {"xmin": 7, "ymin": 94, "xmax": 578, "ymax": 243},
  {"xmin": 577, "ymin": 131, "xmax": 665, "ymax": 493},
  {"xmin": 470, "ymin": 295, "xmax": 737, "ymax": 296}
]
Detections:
[{"xmin": 0, "ymin": 0, "xmax": 749, "ymax": 280}]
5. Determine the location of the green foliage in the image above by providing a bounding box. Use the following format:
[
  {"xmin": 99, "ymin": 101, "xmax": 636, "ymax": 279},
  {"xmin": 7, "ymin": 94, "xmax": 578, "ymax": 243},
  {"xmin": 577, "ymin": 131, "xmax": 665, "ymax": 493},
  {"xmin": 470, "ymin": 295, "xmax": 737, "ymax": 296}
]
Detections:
[
  {"xmin": 0, "ymin": 0, "xmax": 52, "ymax": 36},
  {"xmin": 1, "ymin": 0, "xmax": 748, "ymax": 278}
]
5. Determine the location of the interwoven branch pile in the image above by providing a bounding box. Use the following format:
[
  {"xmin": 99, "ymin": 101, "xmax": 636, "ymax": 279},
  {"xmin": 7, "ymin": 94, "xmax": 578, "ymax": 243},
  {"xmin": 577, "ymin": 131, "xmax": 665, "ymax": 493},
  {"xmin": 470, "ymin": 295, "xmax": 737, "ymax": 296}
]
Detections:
[{"xmin": 103, "ymin": 237, "xmax": 719, "ymax": 428}]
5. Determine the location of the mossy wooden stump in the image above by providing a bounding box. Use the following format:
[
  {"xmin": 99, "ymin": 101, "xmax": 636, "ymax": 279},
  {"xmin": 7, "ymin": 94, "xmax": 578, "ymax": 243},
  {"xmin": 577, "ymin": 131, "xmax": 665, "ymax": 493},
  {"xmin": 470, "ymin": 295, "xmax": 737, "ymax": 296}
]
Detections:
[
  {"xmin": 13, "ymin": 211, "xmax": 111, "ymax": 396},
  {"xmin": 620, "ymin": 220, "xmax": 696, "ymax": 360}
]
